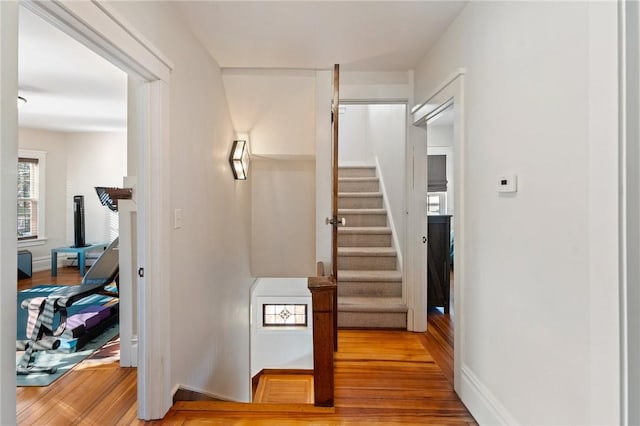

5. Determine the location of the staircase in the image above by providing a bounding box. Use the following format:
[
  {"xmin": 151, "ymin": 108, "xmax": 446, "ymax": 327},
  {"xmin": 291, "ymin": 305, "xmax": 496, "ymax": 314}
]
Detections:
[{"xmin": 337, "ymin": 166, "xmax": 407, "ymax": 329}]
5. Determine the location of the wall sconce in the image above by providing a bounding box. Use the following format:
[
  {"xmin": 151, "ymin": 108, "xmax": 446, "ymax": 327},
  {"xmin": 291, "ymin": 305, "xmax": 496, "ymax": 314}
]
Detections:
[{"xmin": 229, "ymin": 140, "xmax": 249, "ymax": 180}]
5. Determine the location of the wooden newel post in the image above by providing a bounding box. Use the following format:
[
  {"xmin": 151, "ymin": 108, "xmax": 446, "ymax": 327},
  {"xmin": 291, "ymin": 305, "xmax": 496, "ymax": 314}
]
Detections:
[{"xmin": 308, "ymin": 276, "xmax": 337, "ymax": 407}]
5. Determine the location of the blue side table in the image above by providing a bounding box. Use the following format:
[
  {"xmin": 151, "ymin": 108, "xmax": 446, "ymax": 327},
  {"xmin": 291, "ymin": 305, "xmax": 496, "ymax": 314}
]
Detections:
[{"xmin": 51, "ymin": 242, "xmax": 108, "ymax": 276}]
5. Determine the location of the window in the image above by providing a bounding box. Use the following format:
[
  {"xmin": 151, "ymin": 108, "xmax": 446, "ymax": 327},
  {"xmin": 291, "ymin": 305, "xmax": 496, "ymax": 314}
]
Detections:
[
  {"xmin": 17, "ymin": 150, "xmax": 46, "ymax": 243},
  {"xmin": 428, "ymin": 192, "xmax": 446, "ymax": 215},
  {"xmin": 263, "ymin": 304, "xmax": 308, "ymax": 327}
]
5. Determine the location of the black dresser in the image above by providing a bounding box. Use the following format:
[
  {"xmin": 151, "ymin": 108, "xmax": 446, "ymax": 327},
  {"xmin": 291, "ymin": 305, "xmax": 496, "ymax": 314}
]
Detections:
[{"xmin": 427, "ymin": 215, "xmax": 451, "ymax": 313}]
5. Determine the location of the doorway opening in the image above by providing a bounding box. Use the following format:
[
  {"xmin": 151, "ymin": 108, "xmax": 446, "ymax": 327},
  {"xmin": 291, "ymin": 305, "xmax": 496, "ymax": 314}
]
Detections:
[
  {"xmin": 409, "ymin": 71, "xmax": 465, "ymax": 392},
  {"xmin": 3, "ymin": 1, "xmax": 174, "ymax": 420},
  {"xmin": 16, "ymin": 0, "xmax": 128, "ymax": 362},
  {"xmin": 336, "ymin": 102, "xmax": 409, "ymax": 329},
  {"xmin": 425, "ymin": 103, "xmax": 455, "ymax": 383}
]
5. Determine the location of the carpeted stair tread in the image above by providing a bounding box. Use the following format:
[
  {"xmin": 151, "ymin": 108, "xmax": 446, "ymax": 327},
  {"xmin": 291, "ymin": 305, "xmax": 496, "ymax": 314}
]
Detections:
[
  {"xmin": 338, "ymin": 297, "xmax": 408, "ymax": 313},
  {"xmin": 339, "ymin": 270, "xmax": 402, "ymax": 282},
  {"xmin": 338, "ymin": 177, "xmax": 379, "ymax": 182},
  {"xmin": 338, "ymin": 208, "xmax": 386, "ymax": 215},
  {"xmin": 338, "ymin": 192, "xmax": 383, "ymax": 197},
  {"xmin": 338, "ymin": 226, "xmax": 391, "ymax": 234},
  {"xmin": 338, "ymin": 247, "xmax": 397, "ymax": 256}
]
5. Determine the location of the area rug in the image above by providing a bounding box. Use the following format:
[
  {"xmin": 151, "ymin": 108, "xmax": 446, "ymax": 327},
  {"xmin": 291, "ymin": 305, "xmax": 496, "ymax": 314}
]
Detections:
[
  {"xmin": 16, "ymin": 284, "xmax": 119, "ymax": 387},
  {"xmin": 16, "ymin": 323, "xmax": 119, "ymax": 386}
]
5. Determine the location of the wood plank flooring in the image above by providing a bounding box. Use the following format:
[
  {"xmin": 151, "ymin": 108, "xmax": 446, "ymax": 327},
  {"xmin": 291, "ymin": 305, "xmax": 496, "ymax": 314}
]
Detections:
[
  {"xmin": 166, "ymin": 330, "xmax": 474, "ymax": 424},
  {"xmin": 254, "ymin": 375, "xmax": 314, "ymax": 404},
  {"xmin": 16, "ymin": 269, "xmax": 474, "ymax": 424}
]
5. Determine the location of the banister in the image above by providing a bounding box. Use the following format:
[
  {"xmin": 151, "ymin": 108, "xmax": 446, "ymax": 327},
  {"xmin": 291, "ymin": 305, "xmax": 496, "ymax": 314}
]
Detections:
[{"xmin": 307, "ymin": 276, "xmax": 336, "ymax": 407}]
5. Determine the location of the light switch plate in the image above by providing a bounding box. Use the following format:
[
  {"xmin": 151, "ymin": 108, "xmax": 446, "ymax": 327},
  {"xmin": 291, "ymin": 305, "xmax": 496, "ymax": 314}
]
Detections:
[
  {"xmin": 498, "ymin": 175, "xmax": 517, "ymax": 193},
  {"xmin": 174, "ymin": 208, "xmax": 183, "ymax": 229}
]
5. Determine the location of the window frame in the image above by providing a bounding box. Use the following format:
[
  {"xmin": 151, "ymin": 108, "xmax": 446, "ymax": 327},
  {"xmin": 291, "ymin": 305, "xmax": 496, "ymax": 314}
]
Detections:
[
  {"xmin": 17, "ymin": 149, "xmax": 47, "ymax": 247},
  {"xmin": 262, "ymin": 303, "xmax": 308, "ymax": 328}
]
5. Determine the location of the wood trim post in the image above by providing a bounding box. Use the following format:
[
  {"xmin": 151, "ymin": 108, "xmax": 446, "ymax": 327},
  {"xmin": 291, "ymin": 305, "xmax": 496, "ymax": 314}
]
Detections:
[{"xmin": 308, "ymin": 277, "xmax": 336, "ymax": 407}]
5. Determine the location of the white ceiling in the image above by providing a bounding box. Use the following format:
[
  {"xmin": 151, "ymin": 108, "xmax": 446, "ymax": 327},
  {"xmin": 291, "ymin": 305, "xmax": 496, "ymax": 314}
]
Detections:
[
  {"xmin": 17, "ymin": 1, "xmax": 467, "ymax": 132},
  {"xmin": 176, "ymin": 1, "xmax": 467, "ymax": 70},
  {"xmin": 18, "ymin": 7, "xmax": 127, "ymax": 133}
]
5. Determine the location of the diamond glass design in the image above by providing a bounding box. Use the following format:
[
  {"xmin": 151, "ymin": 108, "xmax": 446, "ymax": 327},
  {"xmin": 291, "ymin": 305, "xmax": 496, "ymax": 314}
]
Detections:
[{"xmin": 263, "ymin": 304, "xmax": 308, "ymax": 327}]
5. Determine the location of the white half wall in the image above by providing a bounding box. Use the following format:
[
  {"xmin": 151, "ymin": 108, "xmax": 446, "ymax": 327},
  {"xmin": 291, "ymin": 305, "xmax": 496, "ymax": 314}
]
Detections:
[
  {"xmin": 108, "ymin": 1, "xmax": 253, "ymax": 402},
  {"xmin": 414, "ymin": 1, "xmax": 619, "ymax": 424},
  {"xmin": 250, "ymin": 277, "xmax": 313, "ymax": 379}
]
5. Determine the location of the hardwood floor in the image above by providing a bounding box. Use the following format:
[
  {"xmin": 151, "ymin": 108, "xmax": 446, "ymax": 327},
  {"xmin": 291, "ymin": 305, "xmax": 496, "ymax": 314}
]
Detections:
[
  {"xmin": 18, "ymin": 266, "xmax": 85, "ymax": 291},
  {"xmin": 17, "ymin": 269, "xmax": 473, "ymax": 424},
  {"xmin": 166, "ymin": 330, "xmax": 474, "ymax": 424},
  {"xmin": 420, "ymin": 309, "xmax": 455, "ymax": 385}
]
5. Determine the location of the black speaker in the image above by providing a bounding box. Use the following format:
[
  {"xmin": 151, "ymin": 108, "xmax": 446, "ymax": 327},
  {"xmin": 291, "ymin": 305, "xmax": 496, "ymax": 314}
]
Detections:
[{"xmin": 73, "ymin": 195, "xmax": 87, "ymax": 248}]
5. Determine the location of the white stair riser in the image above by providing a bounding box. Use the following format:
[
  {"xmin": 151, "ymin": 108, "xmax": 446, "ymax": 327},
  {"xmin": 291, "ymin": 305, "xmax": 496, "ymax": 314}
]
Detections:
[
  {"xmin": 338, "ymin": 255, "xmax": 397, "ymax": 270},
  {"xmin": 339, "ymin": 180, "xmax": 379, "ymax": 192},
  {"xmin": 338, "ymin": 168, "xmax": 376, "ymax": 178},
  {"xmin": 338, "ymin": 233, "xmax": 392, "ymax": 247},
  {"xmin": 338, "ymin": 281, "xmax": 402, "ymax": 297},
  {"xmin": 340, "ymin": 213, "xmax": 386, "ymax": 227},
  {"xmin": 338, "ymin": 311, "xmax": 407, "ymax": 329},
  {"xmin": 338, "ymin": 196, "xmax": 383, "ymax": 209}
]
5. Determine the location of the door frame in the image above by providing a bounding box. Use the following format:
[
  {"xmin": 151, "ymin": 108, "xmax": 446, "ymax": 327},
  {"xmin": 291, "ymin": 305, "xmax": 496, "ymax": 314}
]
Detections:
[
  {"xmin": 409, "ymin": 69, "xmax": 465, "ymax": 390},
  {"xmin": 2, "ymin": 0, "xmax": 173, "ymax": 420},
  {"xmin": 620, "ymin": 0, "xmax": 638, "ymax": 423}
]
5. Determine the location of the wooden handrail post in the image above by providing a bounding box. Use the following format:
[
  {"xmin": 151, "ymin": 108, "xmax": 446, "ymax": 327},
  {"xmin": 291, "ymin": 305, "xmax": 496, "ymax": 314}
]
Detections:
[{"xmin": 308, "ymin": 276, "xmax": 336, "ymax": 407}]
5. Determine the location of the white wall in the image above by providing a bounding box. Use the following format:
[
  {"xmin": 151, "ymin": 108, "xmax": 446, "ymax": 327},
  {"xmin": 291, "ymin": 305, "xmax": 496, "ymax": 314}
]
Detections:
[
  {"xmin": 369, "ymin": 104, "xmax": 406, "ymax": 256},
  {"xmin": 338, "ymin": 103, "xmax": 406, "ymax": 254},
  {"xmin": 339, "ymin": 105, "xmax": 372, "ymax": 162},
  {"xmin": 341, "ymin": 71, "xmax": 411, "ymax": 101},
  {"xmin": 414, "ymin": 1, "xmax": 619, "ymax": 424},
  {"xmin": 222, "ymin": 69, "xmax": 316, "ymax": 158},
  {"xmin": 65, "ymin": 131, "xmax": 126, "ymax": 246},
  {"xmin": 17, "ymin": 129, "xmax": 126, "ymax": 270},
  {"xmin": 109, "ymin": 1, "xmax": 253, "ymax": 402},
  {"xmin": 427, "ymin": 124, "xmax": 453, "ymax": 148},
  {"xmin": 251, "ymin": 159, "xmax": 316, "ymax": 276},
  {"xmin": 223, "ymin": 69, "xmax": 317, "ymax": 277},
  {"xmin": 250, "ymin": 278, "xmax": 312, "ymax": 378}
]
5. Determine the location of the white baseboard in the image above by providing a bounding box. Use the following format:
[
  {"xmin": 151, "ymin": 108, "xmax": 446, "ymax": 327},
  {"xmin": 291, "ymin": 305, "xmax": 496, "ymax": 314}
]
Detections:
[
  {"xmin": 31, "ymin": 254, "xmax": 98, "ymax": 274},
  {"xmin": 171, "ymin": 383, "xmax": 238, "ymax": 403},
  {"xmin": 32, "ymin": 256, "xmax": 51, "ymax": 273},
  {"xmin": 460, "ymin": 364, "xmax": 519, "ymax": 425}
]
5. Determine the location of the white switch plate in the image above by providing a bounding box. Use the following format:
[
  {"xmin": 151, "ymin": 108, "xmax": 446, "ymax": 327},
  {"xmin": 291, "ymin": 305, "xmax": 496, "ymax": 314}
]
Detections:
[
  {"xmin": 498, "ymin": 175, "xmax": 517, "ymax": 193},
  {"xmin": 174, "ymin": 208, "xmax": 183, "ymax": 229}
]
